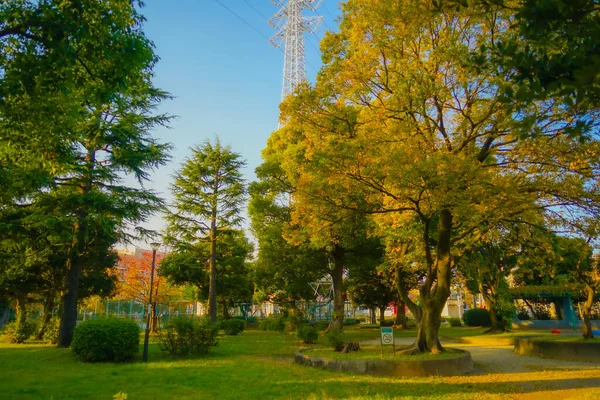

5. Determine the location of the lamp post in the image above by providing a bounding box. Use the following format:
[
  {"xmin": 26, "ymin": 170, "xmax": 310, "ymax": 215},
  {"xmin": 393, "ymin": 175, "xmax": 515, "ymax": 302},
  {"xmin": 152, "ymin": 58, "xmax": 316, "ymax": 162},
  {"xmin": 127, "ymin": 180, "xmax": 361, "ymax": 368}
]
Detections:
[{"xmin": 143, "ymin": 242, "xmax": 161, "ymax": 363}]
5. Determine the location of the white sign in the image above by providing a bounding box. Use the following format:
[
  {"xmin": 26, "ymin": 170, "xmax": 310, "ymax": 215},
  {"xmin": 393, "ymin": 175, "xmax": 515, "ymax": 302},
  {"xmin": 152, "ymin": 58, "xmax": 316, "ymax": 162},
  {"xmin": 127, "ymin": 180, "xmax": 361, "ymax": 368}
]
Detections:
[{"xmin": 381, "ymin": 327, "xmax": 394, "ymax": 345}]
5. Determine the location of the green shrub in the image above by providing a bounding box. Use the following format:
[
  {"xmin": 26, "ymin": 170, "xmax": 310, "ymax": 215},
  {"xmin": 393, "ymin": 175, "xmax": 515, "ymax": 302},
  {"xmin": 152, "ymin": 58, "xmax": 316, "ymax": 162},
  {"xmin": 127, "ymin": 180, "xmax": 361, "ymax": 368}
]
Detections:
[
  {"xmin": 158, "ymin": 317, "xmax": 218, "ymax": 356},
  {"xmin": 447, "ymin": 317, "xmax": 462, "ymax": 327},
  {"xmin": 516, "ymin": 308, "xmax": 530, "ymax": 320},
  {"xmin": 259, "ymin": 315, "xmax": 286, "ymax": 332},
  {"xmin": 3, "ymin": 319, "xmax": 38, "ymax": 344},
  {"xmin": 43, "ymin": 316, "xmax": 60, "ymax": 345},
  {"xmin": 463, "ymin": 308, "xmax": 491, "ymax": 327},
  {"xmin": 313, "ymin": 320, "xmax": 330, "ymax": 331},
  {"xmin": 71, "ymin": 318, "xmax": 140, "ymax": 362},
  {"xmin": 325, "ymin": 327, "xmax": 346, "ymax": 351},
  {"xmin": 379, "ymin": 319, "xmax": 394, "ymax": 327},
  {"xmin": 245, "ymin": 316, "xmax": 257, "ymax": 324},
  {"xmin": 297, "ymin": 325, "xmax": 318, "ymax": 344},
  {"xmin": 221, "ymin": 319, "xmax": 245, "ymax": 335},
  {"xmin": 343, "ymin": 318, "xmax": 360, "ymax": 325}
]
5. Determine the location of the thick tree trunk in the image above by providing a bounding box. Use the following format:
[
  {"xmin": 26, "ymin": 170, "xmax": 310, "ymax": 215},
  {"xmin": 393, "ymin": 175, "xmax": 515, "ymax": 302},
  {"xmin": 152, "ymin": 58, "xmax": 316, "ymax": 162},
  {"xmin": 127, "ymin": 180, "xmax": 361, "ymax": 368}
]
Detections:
[
  {"xmin": 379, "ymin": 307, "xmax": 386, "ymax": 326},
  {"xmin": 414, "ymin": 304, "xmax": 444, "ymax": 353},
  {"xmin": 395, "ymin": 300, "xmax": 407, "ymax": 329},
  {"xmin": 329, "ymin": 246, "xmax": 345, "ymax": 330},
  {"xmin": 484, "ymin": 296, "xmax": 504, "ymax": 333},
  {"xmin": 222, "ymin": 302, "xmax": 229, "ymax": 319},
  {"xmin": 58, "ymin": 254, "xmax": 83, "ymax": 347},
  {"xmin": 412, "ymin": 209, "xmax": 453, "ymax": 354},
  {"xmin": 208, "ymin": 214, "xmax": 217, "ymax": 323},
  {"xmin": 582, "ymin": 285, "xmax": 595, "ymax": 339},
  {"xmin": 370, "ymin": 308, "xmax": 376, "ymax": 324},
  {"xmin": 36, "ymin": 293, "xmax": 55, "ymax": 340},
  {"xmin": 552, "ymin": 299, "xmax": 563, "ymax": 320},
  {"xmin": 394, "ymin": 253, "xmax": 422, "ymax": 328}
]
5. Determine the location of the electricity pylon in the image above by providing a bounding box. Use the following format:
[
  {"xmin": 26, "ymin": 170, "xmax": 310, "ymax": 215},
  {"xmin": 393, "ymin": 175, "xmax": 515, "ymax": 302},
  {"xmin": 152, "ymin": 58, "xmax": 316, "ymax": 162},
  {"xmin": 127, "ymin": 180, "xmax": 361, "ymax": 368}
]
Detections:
[{"xmin": 269, "ymin": 0, "xmax": 322, "ymax": 101}]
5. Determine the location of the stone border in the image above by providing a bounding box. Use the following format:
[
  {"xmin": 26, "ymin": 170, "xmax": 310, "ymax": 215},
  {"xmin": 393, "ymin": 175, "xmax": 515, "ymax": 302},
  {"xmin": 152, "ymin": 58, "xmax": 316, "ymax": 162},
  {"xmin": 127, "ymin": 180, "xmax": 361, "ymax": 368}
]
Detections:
[
  {"xmin": 513, "ymin": 338, "xmax": 600, "ymax": 362},
  {"xmin": 440, "ymin": 335, "xmax": 516, "ymax": 346},
  {"xmin": 294, "ymin": 348, "xmax": 473, "ymax": 377}
]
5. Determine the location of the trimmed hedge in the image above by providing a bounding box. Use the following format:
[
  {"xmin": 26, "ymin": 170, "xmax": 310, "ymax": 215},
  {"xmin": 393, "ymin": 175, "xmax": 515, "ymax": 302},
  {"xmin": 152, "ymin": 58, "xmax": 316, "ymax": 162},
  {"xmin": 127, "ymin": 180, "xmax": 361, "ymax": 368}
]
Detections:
[
  {"xmin": 221, "ymin": 319, "xmax": 245, "ymax": 335},
  {"xmin": 447, "ymin": 317, "xmax": 462, "ymax": 327},
  {"xmin": 158, "ymin": 317, "xmax": 218, "ymax": 356},
  {"xmin": 72, "ymin": 318, "xmax": 140, "ymax": 362},
  {"xmin": 462, "ymin": 308, "xmax": 491, "ymax": 327},
  {"xmin": 259, "ymin": 315, "xmax": 286, "ymax": 332},
  {"xmin": 297, "ymin": 325, "xmax": 318, "ymax": 344}
]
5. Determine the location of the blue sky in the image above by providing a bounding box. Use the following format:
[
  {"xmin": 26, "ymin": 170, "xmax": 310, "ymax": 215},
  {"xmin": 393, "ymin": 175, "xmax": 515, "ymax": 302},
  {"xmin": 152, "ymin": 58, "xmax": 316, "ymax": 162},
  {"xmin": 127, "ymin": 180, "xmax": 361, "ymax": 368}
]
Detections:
[{"xmin": 135, "ymin": 0, "xmax": 341, "ymax": 238}]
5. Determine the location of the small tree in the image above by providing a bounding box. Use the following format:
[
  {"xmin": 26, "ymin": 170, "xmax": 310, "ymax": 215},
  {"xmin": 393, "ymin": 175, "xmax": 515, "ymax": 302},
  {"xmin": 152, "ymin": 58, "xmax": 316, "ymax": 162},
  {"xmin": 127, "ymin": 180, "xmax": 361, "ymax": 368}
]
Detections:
[{"xmin": 165, "ymin": 139, "xmax": 246, "ymax": 322}]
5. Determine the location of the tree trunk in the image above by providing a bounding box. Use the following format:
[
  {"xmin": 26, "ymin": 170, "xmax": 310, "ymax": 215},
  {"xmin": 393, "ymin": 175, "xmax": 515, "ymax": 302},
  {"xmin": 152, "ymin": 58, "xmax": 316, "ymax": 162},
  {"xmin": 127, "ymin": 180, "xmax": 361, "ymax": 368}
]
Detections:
[
  {"xmin": 414, "ymin": 303, "xmax": 444, "ymax": 353},
  {"xmin": 523, "ymin": 299, "xmax": 536, "ymax": 319},
  {"xmin": 412, "ymin": 209, "xmax": 453, "ymax": 354},
  {"xmin": 582, "ymin": 285, "xmax": 595, "ymax": 339},
  {"xmin": 329, "ymin": 246, "xmax": 345, "ymax": 330},
  {"xmin": 222, "ymin": 301, "xmax": 229, "ymax": 319},
  {"xmin": 395, "ymin": 300, "xmax": 407, "ymax": 329},
  {"xmin": 394, "ymin": 253, "xmax": 422, "ymax": 328},
  {"xmin": 484, "ymin": 296, "xmax": 504, "ymax": 333},
  {"xmin": 370, "ymin": 308, "xmax": 376, "ymax": 324},
  {"xmin": 379, "ymin": 307, "xmax": 386, "ymax": 326},
  {"xmin": 14, "ymin": 294, "xmax": 28, "ymax": 343},
  {"xmin": 58, "ymin": 254, "xmax": 84, "ymax": 347},
  {"xmin": 36, "ymin": 293, "xmax": 55, "ymax": 340},
  {"xmin": 208, "ymin": 212, "xmax": 217, "ymax": 323}
]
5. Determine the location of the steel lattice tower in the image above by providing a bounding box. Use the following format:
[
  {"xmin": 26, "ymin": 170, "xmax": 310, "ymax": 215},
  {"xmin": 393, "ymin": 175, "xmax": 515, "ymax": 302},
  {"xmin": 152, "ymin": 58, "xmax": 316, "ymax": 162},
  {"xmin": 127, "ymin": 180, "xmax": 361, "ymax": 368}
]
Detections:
[{"xmin": 269, "ymin": 0, "xmax": 322, "ymax": 101}]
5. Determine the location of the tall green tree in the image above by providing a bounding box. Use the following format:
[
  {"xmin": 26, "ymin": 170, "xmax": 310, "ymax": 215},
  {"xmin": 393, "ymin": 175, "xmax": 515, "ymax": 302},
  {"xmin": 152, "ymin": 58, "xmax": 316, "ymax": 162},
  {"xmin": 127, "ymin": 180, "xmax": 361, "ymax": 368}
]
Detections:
[
  {"xmin": 165, "ymin": 139, "xmax": 246, "ymax": 322},
  {"xmin": 249, "ymin": 161, "xmax": 329, "ymax": 312},
  {"xmin": 272, "ymin": 0, "xmax": 600, "ymax": 353}
]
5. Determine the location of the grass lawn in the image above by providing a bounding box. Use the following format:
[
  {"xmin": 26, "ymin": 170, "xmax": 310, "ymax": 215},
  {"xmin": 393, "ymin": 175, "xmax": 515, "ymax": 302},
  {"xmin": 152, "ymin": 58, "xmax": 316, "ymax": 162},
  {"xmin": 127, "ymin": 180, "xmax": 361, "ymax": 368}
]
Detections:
[{"xmin": 1, "ymin": 327, "xmax": 599, "ymax": 399}]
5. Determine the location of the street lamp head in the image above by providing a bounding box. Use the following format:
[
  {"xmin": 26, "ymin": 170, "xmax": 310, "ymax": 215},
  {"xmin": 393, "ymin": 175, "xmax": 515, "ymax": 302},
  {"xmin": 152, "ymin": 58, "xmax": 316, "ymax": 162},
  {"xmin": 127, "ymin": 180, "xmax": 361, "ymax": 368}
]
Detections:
[{"xmin": 150, "ymin": 242, "xmax": 161, "ymax": 251}]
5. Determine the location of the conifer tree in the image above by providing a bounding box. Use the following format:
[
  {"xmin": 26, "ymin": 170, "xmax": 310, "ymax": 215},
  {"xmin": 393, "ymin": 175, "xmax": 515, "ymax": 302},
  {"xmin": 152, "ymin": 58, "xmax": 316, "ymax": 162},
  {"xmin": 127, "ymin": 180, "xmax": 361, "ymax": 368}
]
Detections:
[{"xmin": 165, "ymin": 139, "xmax": 246, "ymax": 322}]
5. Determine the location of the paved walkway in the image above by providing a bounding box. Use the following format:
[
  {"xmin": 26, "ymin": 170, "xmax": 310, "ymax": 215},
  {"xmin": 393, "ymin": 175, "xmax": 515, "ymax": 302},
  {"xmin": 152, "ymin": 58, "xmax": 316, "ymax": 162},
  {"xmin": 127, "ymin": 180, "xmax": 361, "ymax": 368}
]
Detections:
[{"xmin": 361, "ymin": 336, "xmax": 600, "ymax": 374}]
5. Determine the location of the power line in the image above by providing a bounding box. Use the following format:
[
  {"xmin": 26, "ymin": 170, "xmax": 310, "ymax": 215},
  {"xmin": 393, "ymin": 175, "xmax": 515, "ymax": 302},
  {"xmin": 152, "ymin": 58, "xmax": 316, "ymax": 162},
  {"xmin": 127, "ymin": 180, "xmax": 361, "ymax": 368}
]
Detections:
[
  {"xmin": 213, "ymin": 0, "xmax": 280, "ymax": 51},
  {"xmin": 322, "ymin": 2, "xmax": 336, "ymax": 20},
  {"xmin": 242, "ymin": 0, "xmax": 269, "ymax": 21}
]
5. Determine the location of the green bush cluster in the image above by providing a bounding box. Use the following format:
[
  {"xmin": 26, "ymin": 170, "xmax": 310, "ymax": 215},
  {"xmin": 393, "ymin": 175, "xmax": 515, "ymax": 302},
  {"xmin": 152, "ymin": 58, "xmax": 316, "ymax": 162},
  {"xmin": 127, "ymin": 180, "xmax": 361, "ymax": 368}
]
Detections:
[
  {"xmin": 158, "ymin": 317, "xmax": 218, "ymax": 356},
  {"xmin": 313, "ymin": 320, "xmax": 330, "ymax": 331},
  {"xmin": 325, "ymin": 327, "xmax": 346, "ymax": 351},
  {"xmin": 3, "ymin": 320, "xmax": 38, "ymax": 344},
  {"xmin": 297, "ymin": 325, "xmax": 318, "ymax": 344},
  {"xmin": 379, "ymin": 319, "xmax": 395, "ymax": 327},
  {"xmin": 258, "ymin": 315, "xmax": 286, "ymax": 332},
  {"xmin": 220, "ymin": 319, "xmax": 245, "ymax": 335},
  {"xmin": 447, "ymin": 317, "xmax": 462, "ymax": 327},
  {"xmin": 71, "ymin": 318, "xmax": 140, "ymax": 362},
  {"xmin": 43, "ymin": 316, "xmax": 60, "ymax": 344},
  {"xmin": 463, "ymin": 308, "xmax": 491, "ymax": 327},
  {"xmin": 343, "ymin": 318, "xmax": 360, "ymax": 325}
]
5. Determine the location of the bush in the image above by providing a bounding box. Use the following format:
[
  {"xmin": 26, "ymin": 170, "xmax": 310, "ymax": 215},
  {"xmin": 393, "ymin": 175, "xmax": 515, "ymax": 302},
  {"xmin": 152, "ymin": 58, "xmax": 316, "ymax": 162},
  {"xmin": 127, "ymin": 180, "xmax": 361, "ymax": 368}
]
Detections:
[
  {"xmin": 463, "ymin": 308, "xmax": 491, "ymax": 327},
  {"xmin": 43, "ymin": 316, "xmax": 60, "ymax": 345},
  {"xmin": 447, "ymin": 317, "xmax": 462, "ymax": 327},
  {"xmin": 245, "ymin": 316, "xmax": 257, "ymax": 324},
  {"xmin": 313, "ymin": 320, "xmax": 330, "ymax": 331},
  {"xmin": 221, "ymin": 319, "xmax": 245, "ymax": 335},
  {"xmin": 72, "ymin": 318, "xmax": 140, "ymax": 362},
  {"xmin": 325, "ymin": 327, "xmax": 346, "ymax": 351},
  {"xmin": 379, "ymin": 319, "xmax": 394, "ymax": 327},
  {"xmin": 158, "ymin": 317, "xmax": 218, "ymax": 356},
  {"xmin": 343, "ymin": 318, "xmax": 360, "ymax": 326},
  {"xmin": 259, "ymin": 315, "xmax": 286, "ymax": 332},
  {"xmin": 3, "ymin": 319, "xmax": 38, "ymax": 344},
  {"xmin": 297, "ymin": 325, "xmax": 318, "ymax": 344},
  {"xmin": 516, "ymin": 308, "xmax": 530, "ymax": 320}
]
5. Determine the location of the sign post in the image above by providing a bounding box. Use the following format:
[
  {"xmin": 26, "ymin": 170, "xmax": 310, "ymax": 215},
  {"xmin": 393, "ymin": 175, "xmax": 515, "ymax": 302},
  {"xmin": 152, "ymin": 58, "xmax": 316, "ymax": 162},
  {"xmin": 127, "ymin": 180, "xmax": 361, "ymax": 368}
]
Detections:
[{"xmin": 380, "ymin": 327, "xmax": 395, "ymax": 358}]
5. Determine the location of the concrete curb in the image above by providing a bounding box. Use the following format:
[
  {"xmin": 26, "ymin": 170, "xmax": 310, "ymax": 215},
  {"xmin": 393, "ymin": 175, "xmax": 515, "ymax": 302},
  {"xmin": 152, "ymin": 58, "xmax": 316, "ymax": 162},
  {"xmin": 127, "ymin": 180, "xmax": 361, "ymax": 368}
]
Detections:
[
  {"xmin": 513, "ymin": 338, "xmax": 600, "ymax": 363},
  {"xmin": 294, "ymin": 348, "xmax": 473, "ymax": 377},
  {"xmin": 440, "ymin": 335, "xmax": 516, "ymax": 346}
]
